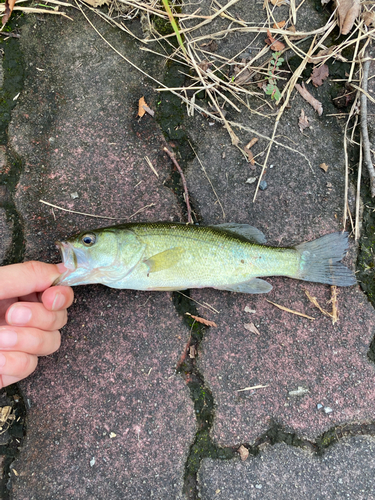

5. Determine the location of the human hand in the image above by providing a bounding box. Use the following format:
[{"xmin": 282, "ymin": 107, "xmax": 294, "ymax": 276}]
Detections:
[{"xmin": 0, "ymin": 261, "xmax": 74, "ymax": 388}]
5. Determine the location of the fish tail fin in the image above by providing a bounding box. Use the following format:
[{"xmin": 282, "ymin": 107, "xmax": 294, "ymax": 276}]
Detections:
[{"xmin": 295, "ymin": 232, "xmax": 356, "ymax": 286}]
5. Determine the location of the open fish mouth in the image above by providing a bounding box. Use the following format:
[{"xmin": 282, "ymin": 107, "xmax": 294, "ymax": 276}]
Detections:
[{"xmin": 53, "ymin": 241, "xmax": 78, "ymax": 285}]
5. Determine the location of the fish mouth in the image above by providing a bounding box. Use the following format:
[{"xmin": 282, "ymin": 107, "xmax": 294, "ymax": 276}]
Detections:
[{"xmin": 53, "ymin": 241, "xmax": 87, "ymax": 286}]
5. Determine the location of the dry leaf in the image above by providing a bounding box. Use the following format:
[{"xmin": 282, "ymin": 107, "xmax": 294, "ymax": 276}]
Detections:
[
  {"xmin": 244, "ymin": 322, "xmax": 260, "ymax": 335},
  {"xmin": 244, "ymin": 306, "xmax": 256, "ymax": 313},
  {"xmin": 2, "ymin": 0, "xmax": 16, "ymax": 25},
  {"xmin": 189, "ymin": 345, "xmax": 196, "ymax": 359},
  {"xmin": 295, "ymin": 82, "xmax": 323, "ymax": 116},
  {"xmin": 142, "ymin": 105, "xmax": 155, "ymax": 117},
  {"xmin": 334, "ymin": 0, "xmax": 361, "ymax": 35},
  {"xmin": 198, "ymin": 60, "xmax": 211, "ymax": 72},
  {"xmin": 271, "ymin": 0, "xmax": 289, "ymax": 5},
  {"xmin": 273, "ymin": 20, "xmax": 286, "ymax": 28},
  {"xmin": 185, "ymin": 312, "xmax": 217, "ymax": 327},
  {"xmin": 265, "ymin": 29, "xmax": 285, "ymax": 52},
  {"xmin": 311, "ymin": 64, "xmax": 329, "ymax": 87},
  {"xmin": 320, "ymin": 162, "xmax": 329, "ymax": 172},
  {"xmin": 244, "ymin": 137, "xmax": 258, "ymax": 165},
  {"xmin": 138, "ymin": 97, "xmax": 147, "ymax": 118},
  {"xmin": 299, "ymin": 109, "xmax": 310, "ymax": 132},
  {"xmin": 363, "ymin": 11, "xmax": 375, "ymax": 27},
  {"xmin": 82, "ymin": 0, "xmax": 109, "ymax": 6},
  {"xmin": 238, "ymin": 445, "xmax": 249, "ymax": 461}
]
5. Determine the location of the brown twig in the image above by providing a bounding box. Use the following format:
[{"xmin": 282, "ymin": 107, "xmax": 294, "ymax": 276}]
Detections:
[
  {"xmin": 360, "ymin": 55, "xmax": 375, "ymax": 197},
  {"xmin": 163, "ymin": 146, "xmax": 193, "ymax": 223}
]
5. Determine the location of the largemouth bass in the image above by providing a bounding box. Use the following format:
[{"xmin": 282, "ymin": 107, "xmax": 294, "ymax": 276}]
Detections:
[{"xmin": 54, "ymin": 222, "xmax": 356, "ymax": 293}]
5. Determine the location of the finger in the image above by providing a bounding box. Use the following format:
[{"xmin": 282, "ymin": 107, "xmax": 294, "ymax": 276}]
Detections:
[
  {"xmin": 0, "ymin": 261, "xmax": 66, "ymax": 301},
  {"xmin": 0, "ymin": 351, "xmax": 38, "ymax": 389},
  {"xmin": 6, "ymin": 302, "xmax": 67, "ymax": 331},
  {"xmin": 0, "ymin": 327, "xmax": 61, "ymax": 356},
  {"xmin": 41, "ymin": 286, "xmax": 74, "ymax": 311}
]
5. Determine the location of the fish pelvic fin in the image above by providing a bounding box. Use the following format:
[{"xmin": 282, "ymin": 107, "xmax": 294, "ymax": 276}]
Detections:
[{"xmin": 295, "ymin": 232, "xmax": 356, "ymax": 286}]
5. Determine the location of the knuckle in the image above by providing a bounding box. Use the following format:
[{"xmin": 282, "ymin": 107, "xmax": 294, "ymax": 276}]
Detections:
[
  {"xmin": 18, "ymin": 352, "xmax": 37, "ymax": 375},
  {"xmin": 24, "ymin": 260, "xmax": 45, "ymax": 278}
]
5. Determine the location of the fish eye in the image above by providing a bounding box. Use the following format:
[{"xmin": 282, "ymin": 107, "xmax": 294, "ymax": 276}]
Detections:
[{"xmin": 81, "ymin": 233, "xmax": 96, "ymax": 247}]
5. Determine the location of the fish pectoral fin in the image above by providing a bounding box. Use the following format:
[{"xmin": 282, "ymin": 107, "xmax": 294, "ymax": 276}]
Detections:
[
  {"xmin": 211, "ymin": 223, "xmax": 266, "ymax": 244},
  {"xmin": 215, "ymin": 278, "xmax": 272, "ymax": 294},
  {"xmin": 144, "ymin": 247, "xmax": 185, "ymax": 273}
]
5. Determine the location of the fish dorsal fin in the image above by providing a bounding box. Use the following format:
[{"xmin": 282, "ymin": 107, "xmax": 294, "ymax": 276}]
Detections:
[
  {"xmin": 211, "ymin": 223, "xmax": 266, "ymax": 244},
  {"xmin": 215, "ymin": 278, "xmax": 272, "ymax": 294},
  {"xmin": 144, "ymin": 247, "xmax": 185, "ymax": 273}
]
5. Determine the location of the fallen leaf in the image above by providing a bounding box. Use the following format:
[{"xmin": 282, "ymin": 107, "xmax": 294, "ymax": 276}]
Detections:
[
  {"xmin": 244, "ymin": 306, "xmax": 256, "ymax": 313},
  {"xmin": 1, "ymin": 0, "xmax": 16, "ymax": 25},
  {"xmin": 244, "ymin": 137, "xmax": 258, "ymax": 165},
  {"xmin": 138, "ymin": 97, "xmax": 147, "ymax": 118},
  {"xmin": 265, "ymin": 29, "xmax": 285, "ymax": 52},
  {"xmin": 198, "ymin": 60, "xmax": 211, "ymax": 72},
  {"xmin": 289, "ymin": 386, "xmax": 309, "ymax": 396},
  {"xmin": 81, "ymin": 0, "xmax": 110, "ymax": 6},
  {"xmin": 295, "ymin": 82, "xmax": 323, "ymax": 116},
  {"xmin": 273, "ymin": 20, "xmax": 286, "ymax": 28},
  {"xmin": 244, "ymin": 322, "xmax": 261, "ymax": 335},
  {"xmin": 334, "ymin": 0, "xmax": 361, "ymax": 35},
  {"xmin": 311, "ymin": 64, "xmax": 329, "ymax": 87},
  {"xmin": 234, "ymin": 64, "xmax": 254, "ymax": 85},
  {"xmin": 320, "ymin": 162, "xmax": 329, "ymax": 172},
  {"xmin": 271, "ymin": 0, "xmax": 289, "ymax": 5},
  {"xmin": 363, "ymin": 10, "xmax": 375, "ymax": 27},
  {"xmin": 185, "ymin": 312, "xmax": 217, "ymax": 327},
  {"xmin": 238, "ymin": 445, "xmax": 249, "ymax": 461},
  {"xmin": 298, "ymin": 109, "xmax": 310, "ymax": 132},
  {"xmin": 189, "ymin": 345, "xmax": 196, "ymax": 358}
]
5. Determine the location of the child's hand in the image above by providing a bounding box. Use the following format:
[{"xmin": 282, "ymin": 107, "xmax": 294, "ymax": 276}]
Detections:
[{"xmin": 0, "ymin": 261, "xmax": 74, "ymax": 388}]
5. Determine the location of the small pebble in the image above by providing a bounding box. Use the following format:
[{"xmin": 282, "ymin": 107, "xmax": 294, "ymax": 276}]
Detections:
[
  {"xmin": 316, "ymin": 403, "xmax": 323, "ymax": 410},
  {"xmin": 90, "ymin": 457, "xmax": 96, "ymax": 467},
  {"xmin": 70, "ymin": 192, "xmax": 79, "ymax": 199},
  {"xmin": 259, "ymin": 180, "xmax": 267, "ymax": 191},
  {"xmin": 255, "ymin": 484, "xmax": 262, "ymax": 489},
  {"xmin": 324, "ymin": 407, "xmax": 333, "ymax": 414}
]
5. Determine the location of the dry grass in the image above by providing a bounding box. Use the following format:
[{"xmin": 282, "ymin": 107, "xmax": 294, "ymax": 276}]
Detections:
[{"xmin": 12, "ymin": 0, "xmax": 374, "ymax": 234}]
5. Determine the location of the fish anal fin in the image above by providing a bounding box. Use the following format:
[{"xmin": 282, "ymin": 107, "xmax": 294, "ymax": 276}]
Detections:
[
  {"xmin": 144, "ymin": 247, "xmax": 185, "ymax": 273},
  {"xmin": 215, "ymin": 278, "xmax": 272, "ymax": 294},
  {"xmin": 212, "ymin": 223, "xmax": 266, "ymax": 244}
]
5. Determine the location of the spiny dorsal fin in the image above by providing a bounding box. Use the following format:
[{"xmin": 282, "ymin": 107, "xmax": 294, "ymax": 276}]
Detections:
[{"xmin": 211, "ymin": 223, "xmax": 266, "ymax": 244}]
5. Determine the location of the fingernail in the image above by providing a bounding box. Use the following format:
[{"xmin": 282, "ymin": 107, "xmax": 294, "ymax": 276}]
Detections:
[
  {"xmin": 8, "ymin": 305, "xmax": 32, "ymax": 326},
  {"xmin": 0, "ymin": 330, "xmax": 17, "ymax": 348},
  {"xmin": 52, "ymin": 292, "xmax": 65, "ymax": 311},
  {"xmin": 0, "ymin": 353, "xmax": 6, "ymax": 367}
]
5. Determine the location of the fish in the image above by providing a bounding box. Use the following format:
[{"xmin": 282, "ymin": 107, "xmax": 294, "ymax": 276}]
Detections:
[{"xmin": 53, "ymin": 222, "xmax": 356, "ymax": 293}]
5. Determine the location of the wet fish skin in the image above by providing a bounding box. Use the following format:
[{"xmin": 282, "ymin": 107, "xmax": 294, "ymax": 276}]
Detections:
[{"xmin": 54, "ymin": 222, "xmax": 356, "ymax": 293}]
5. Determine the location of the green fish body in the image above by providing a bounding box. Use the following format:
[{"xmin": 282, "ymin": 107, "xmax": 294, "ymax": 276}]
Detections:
[{"xmin": 54, "ymin": 222, "xmax": 356, "ymax": 293}]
